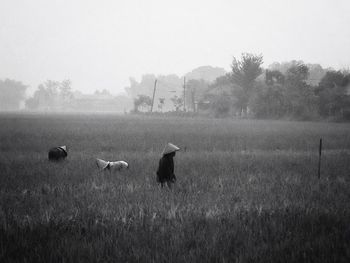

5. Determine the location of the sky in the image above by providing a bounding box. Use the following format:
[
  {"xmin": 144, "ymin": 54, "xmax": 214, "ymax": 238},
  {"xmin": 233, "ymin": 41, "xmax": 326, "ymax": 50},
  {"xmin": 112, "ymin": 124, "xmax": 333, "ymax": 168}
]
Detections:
[{"xmin": 1, "ymin": 0, "xmax": 349, "ymax": 95}]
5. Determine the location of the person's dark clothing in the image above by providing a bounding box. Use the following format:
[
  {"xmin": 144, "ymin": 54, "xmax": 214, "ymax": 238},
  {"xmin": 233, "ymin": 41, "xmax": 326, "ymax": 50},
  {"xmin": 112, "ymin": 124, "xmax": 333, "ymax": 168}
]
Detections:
[
  {"xmin": 156, "ymin": 153, "xmax": 176, "ymax": 185},
  {"xmin": 48, "ymin": 147, "xmax": 67, "ymax": 161}
]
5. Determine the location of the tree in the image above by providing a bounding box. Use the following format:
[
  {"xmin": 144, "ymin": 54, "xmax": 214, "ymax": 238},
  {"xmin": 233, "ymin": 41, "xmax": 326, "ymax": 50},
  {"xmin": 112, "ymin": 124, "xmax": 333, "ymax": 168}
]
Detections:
[
  {"xmin": 203, "ymin": 74, "xmax": 235, "ymax": 116},
  {"xmin": 283, "ymin": 63, "xmax": 318, "ymax": 119},
  {"xmin": 170, "ymin": 95, "xmax": 183, "ymax": 112},
  {"xmin": 185, "ymin": 79, "xmax": 209, "ymax": 112},
  {"xmin": 125, "ymin": 75, "xmax": 157, "ymax": 98},
  {"xmin": 269, "ymin": 61, "xmax": 327, "ymax": 86},
  {"xmin": 251, "ymin": 80, "xmax": 286, "ymax": 119},
  {"xmin": 0, "ymin": 79, "xmax": 27, "ymax": 111},
  {"xmin": 210, "ymin": 92, "xmax": 232, "ymax": 118},
  {"xmin": 133, "ymin": 95, "xmax": 152, "ymax": 112},
  {"xmin": 25, "ymin": 80, "xmax": 72, "ymax": 111},
  {"xmin": 158, "ymin": 98, "xmax": 165, "ymax": 112},
  {"xmin": 265, "ymin": 70, "xmax": 285, "ymax": 86},
  {"xmin": 231, "ymin": 53, "xmax": 263, "ymax": 115},
  {"xmin": 316, "ymin": 70, "xmax": 350, "ymax": 118},
  {"xmin": 60, "ymin": 80, "xmax": 73, "ymax": 101}
]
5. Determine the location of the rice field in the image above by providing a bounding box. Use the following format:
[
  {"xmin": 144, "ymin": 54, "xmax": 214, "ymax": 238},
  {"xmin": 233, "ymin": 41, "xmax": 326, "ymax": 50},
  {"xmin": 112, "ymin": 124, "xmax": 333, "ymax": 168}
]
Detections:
[{"xmin": 1, "ymin": 113, "xmax": 350, "ymax": 262}]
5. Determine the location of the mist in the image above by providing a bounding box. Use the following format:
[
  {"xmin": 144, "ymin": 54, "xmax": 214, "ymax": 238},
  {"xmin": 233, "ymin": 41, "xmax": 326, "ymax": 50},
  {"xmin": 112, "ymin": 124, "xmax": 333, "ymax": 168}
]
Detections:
[{"xmin": 0, "ymin": 0, "xmax": 349, "ymax": 119}]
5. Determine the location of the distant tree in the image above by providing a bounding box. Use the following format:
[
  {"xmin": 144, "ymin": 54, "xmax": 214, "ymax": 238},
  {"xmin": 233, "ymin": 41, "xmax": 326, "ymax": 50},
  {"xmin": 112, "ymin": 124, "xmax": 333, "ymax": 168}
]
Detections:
[
  {"xmin": 316, "ymin": 70, "xmax": 350, "ymax": 118},
  {"xmin": 269, "ymin": 61, "xmax": 327, "ymax": 86},
  {"xmin": 42, "ymin": 80, "xmax": 60, "ymax": 110},
  {"xmin": 158, "ymin": 98, "xmax": 165, "ymax": 112},
  {"xmin": 265, "ymin": 70, "xmax": 285, "ymax": 86},
  {"xmin": 306, "ymin": 64, "xmax": 327, "ymax": 86},
  {"xmin": 25, "ymin": 82, "xmax": 57, "ymax": 111},
  {"xmin": 202, "ymin": 74, "xmax": 235, "ymax": 116},
  {"xmin": 250, "ymin": 69, "xmax": 287, "ymax": 118},
  {"xmin": 251, "ymin": 81, "xmax": 286, "ymax": 118},
  {"xmin": 125, "ymin": 75, "xmax": 157, "ymax": 99},
  {"xmin": 94, "ymin": 89, "xmax": 112, "ymax": 97},
  {"xmin": 208, "ymin": 74, "xmax": 233, "ymax": 98},
  {"xmin": 170, "ymin": 95, "xmax": 183, "ymax": 112},
  {"xmin": 283, "ymin": 63, "xmax": 318, "ymax": 119},
  {"xmin": 25, "ymin": 97, "xmax": 39, "ymax": 110},
  {"xmin": 210, "ymin": 92, "xmax": 232, "ymax": 118},
  {"xmin": 0, "ymin": 79, "xmax": 27, "ymax": 111},
  {"xmin": 185, "ymin": 79, "xmax": 209, "ymax": 112},
  {"xmin": 268, "ymin": 60, "xmax": 305, "ymax": 75},
  {"xmin": 185, "ymin": 66, "xmax": 226, "ymax": 83},
  {"xmin": 133, "ymin": 95, "xmax": 152, "ymax": 112},
  {"xmin": 60, "ymin": 80, "xmax": 73, "ymax": 99},
  {"xmin": 231, "ymin": 53, "xmax": 263, "ymax": 116},
  {"xmin": 25, "ymin": 80, "xmax": 72, "ymax": 111}
]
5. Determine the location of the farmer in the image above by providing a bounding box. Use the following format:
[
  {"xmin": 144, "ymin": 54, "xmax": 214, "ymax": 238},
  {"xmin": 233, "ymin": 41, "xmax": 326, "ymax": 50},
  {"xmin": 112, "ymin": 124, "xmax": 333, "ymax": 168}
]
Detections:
[
  {"xmin": 156, "ymin": 143, "xmax": 180, "ymax": 188},
  {"xmin": 48, "ymin": 145, "xmax": 68, "ymax": 161}
]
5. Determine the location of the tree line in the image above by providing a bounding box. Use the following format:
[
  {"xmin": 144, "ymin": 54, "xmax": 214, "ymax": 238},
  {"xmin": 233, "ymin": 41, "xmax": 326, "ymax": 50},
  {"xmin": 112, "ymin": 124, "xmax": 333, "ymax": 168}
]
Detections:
[
  {"xmin": 133, "ymin": 54, "xmax": 349, "ymax": 121},
  {"xmin": 0, "ymin": 79, "xmax": 131, "ymax": 112},
  {"xmin": 1, "ymin": 53, "xmax": 349, "ymax": 120},
  {"xmin": 204, "ymin": 53, "xmax": 350, "ymax": 120}
]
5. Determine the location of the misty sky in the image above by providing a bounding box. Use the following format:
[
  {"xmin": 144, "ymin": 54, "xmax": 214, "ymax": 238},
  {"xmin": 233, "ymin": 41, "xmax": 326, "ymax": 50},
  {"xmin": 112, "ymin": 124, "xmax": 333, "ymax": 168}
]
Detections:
[{"xmin": 1, "ymin": 0, "xmax": 349, "ymax": 95}]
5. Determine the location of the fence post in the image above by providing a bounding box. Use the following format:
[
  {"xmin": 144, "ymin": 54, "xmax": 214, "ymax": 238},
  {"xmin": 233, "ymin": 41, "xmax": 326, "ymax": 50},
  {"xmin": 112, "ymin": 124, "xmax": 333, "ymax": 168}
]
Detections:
[{"xmin": 318, "ymin": 138, "xmax": 322, "ymax": 179}]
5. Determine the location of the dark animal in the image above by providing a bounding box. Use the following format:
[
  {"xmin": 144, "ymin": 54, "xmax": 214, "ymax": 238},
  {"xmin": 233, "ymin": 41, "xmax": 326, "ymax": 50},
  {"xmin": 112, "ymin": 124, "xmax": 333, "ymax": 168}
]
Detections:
[{"xmin": 48, "ymin": 146, "xmax": 67, "ymax": 161}]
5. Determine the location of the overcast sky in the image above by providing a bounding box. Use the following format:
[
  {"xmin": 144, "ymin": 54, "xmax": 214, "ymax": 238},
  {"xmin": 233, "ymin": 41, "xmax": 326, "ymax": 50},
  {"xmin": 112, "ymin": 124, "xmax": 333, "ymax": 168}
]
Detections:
[{"xmin": 1, "ymin": 0, "xmax": 349, "ymax": 95}]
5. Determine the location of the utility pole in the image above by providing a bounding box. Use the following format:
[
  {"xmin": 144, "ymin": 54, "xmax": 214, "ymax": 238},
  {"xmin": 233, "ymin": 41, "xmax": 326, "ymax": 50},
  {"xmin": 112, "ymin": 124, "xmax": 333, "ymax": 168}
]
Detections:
[
  {"xmin": 150, "ymin": 79, "xmax": 157, "ymax": 112},
  {"xmin": 183, "ymin": 77, "xmax": 186, "ymax": 112},
  {"xmin": 191, "ymin": 88, "xmax": 196, "ymax": 112}
]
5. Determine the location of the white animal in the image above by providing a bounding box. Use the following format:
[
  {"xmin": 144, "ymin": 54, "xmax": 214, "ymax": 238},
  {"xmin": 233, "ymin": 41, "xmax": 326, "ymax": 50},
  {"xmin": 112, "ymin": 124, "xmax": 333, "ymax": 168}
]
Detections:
[{"xmin": 96, "ymin": 158, "xmax": 129, "ymax": 172}]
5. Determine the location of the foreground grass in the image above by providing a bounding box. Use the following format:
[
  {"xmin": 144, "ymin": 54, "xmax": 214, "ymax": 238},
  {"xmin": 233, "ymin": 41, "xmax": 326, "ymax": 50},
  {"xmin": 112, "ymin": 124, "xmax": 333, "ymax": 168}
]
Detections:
[{"xmin": 0, "ymin": 114, "xmax": 350, "ymax": 262}]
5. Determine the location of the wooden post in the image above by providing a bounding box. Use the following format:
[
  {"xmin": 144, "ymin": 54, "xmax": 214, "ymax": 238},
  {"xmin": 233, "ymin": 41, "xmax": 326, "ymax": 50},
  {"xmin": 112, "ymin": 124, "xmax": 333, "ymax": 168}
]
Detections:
[
  {"xmin": 191, "ymin": 88, "xmax": 196, "ymax": 112},
  {"xmin": 318, "ymin": 138, "xmax": 322, "ymax": 179},
  {"xmin": 150, "ymin": 79, "xmax": 157, "ymax": 112},
  {"xmin": 183, "ymin": 77, "xmax": 186, "ymax": 112}
]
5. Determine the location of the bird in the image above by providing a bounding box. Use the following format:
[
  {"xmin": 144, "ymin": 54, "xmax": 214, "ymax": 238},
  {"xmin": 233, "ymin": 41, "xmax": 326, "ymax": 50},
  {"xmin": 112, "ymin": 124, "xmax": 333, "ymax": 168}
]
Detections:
[{"xmin": 96, "ymin": 158, "xmax": 129, "ymax": 172}]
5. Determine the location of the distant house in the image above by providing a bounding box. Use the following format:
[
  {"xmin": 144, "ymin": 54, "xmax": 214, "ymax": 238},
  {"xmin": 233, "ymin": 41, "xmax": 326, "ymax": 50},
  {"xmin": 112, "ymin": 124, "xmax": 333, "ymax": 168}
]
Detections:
[{"xmin": 71, "ymin": 91, "xmax": 132, "ymax": 112}]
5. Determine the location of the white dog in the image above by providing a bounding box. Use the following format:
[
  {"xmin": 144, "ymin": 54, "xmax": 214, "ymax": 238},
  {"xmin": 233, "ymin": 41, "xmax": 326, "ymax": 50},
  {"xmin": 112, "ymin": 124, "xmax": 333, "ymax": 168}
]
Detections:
[{"xmin": 96, "ymin": 158, "xmax": 129, "ymax": 172}]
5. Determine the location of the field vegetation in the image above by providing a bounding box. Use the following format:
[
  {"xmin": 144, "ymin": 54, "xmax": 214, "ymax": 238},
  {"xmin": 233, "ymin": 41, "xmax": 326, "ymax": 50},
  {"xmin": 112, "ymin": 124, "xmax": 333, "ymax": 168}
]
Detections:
[{"xmin": 1, "ymin": 113, "xmax": 350, "ymax": 262}]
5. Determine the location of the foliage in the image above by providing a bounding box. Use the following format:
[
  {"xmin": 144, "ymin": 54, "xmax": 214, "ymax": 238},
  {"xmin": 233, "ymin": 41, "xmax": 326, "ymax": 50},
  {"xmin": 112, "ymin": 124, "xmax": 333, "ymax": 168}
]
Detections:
[
  {"xmin": 208, "ymin": 74, "xmax": 233, "ymax": 94},
  {"xmin": 122, "ymin": 59, "xmax": 347, "ymax": 121},
  {"xmin": 207, "ymin": 93, "xmax": 232, "ymax": 118},
  {"xmin": 203, "ymin": 74, "xmax": 234, "ymax": 115},
  {"xmin": 316, "ymin": 70, "xmax": 350, "ymax": 118},
  {"xmin": 185, "ymin": 79, "xmax": 209, "ymax": 112},
  {"xmin": 0, "ymin": 79, "xmax": 27, "ymax": 110},
  {"xmin": 133, "ymin": 94, "xmax": 152, "ymax": 112},
  {"xmin": 251, "ymin": 81, "xmax": 286, "ymax": 118},
  {"xmin": 25, "ymin": 80, "xmax": 73, "ymax": 111},
  {"xmin": 282, "ymin": 63, "xmax": 318, "ymax": 119},
  {"xmin": 171, "ymin": 95, "xmax": 184, "ymax": 111},
  {"xmin": 60, "ymin": 79, "xmax": 73, "ymax": 100},
  {"xmin": 94, "ymin": 88, "xmax": 112, "ymax": 97},
  {"xmin": 265, "ymin": 70, "xmax": 285, "ymax": 86},
  {"xmin": 185, "ymin": 66, "xmax": 226, "ymax": 83},
  {"xmin": 268, "ymin": 61, "xmax": 327, "ymax": 86},
  {"xmin": 251, "ymin": 64, "xmax": 319, "ymax": 120},
  {"xmin": 158, "ymin": 98, "xmax": 165, "ymax": 112},
  {"xmin": 231, "ymin": 53, "xmax": 264, "ymax": 115}
]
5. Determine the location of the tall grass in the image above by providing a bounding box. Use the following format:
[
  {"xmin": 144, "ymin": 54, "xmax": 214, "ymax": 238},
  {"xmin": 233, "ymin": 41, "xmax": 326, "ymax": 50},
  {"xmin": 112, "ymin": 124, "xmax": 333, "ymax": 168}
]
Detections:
[{"xmin": 0, "ymin": 113, "xmax": 350, "ymax": 262}]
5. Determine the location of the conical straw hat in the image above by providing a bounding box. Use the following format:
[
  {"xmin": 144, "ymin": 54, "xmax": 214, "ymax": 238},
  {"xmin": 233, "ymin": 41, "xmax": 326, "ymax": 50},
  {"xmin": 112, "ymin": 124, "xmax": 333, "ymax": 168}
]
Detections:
[
  {"xmin": 162, "ymin": 143, "xmax": 180, "ymax": 156},
  {"xmin": 96, "ymin": 158, "xmax": 110, "ymax": 170},
  {"xmin": 58, "ymin": 146, "xmax": 67, "ymax": 154}
]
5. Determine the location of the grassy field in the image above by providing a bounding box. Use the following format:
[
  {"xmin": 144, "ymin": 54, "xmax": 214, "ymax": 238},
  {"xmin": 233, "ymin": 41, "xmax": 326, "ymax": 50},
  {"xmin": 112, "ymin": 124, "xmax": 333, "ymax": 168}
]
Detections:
[{"xmin": 1, "ymin": 113, "xmax": 350, "ymax": 262}]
